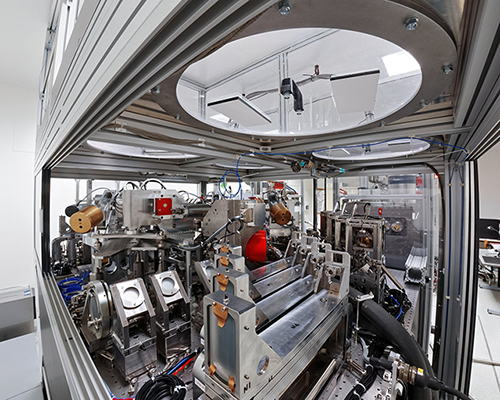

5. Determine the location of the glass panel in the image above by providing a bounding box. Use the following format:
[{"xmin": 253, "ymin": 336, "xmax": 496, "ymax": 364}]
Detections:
[{"xmin": 177, "ymin": 28, "xmax": 421, "ymax": 137}]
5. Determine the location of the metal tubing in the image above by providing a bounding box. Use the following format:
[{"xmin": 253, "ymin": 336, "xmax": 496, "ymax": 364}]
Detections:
[
  {"xmin": 301, "ymin": 180, "xmax": 306, "ymax": 233},
  {"xmin": 186, "ymin": 250, "xmax": 192, "ymax": 299},
  {"xmin": 313, "ymin": 179, "xmax": 318, "ymax": 231}
]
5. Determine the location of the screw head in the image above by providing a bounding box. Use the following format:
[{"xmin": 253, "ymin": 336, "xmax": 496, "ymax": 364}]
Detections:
[
  {"xmin": 150, "ymin": 86, "xmax": 161, "ymax": 95},
  {"xmin": 404, "ymin": 17, "xmax": 419, "ymax": 31},
  {"xmin": 278, "ymin": 1, "xmax": 292, "ymax": 15},
  {"xmin": 442, "ymin": 64, "xmax": 454, "ymax": 75},
  {"xmin": 420, "ymin": 99, "xmax": 430, "ymax": 108}
]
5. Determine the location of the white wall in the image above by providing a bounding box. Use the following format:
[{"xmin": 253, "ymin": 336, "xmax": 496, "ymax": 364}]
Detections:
[
  {"xmin": 478, "ymin": 144, "xmax": 500, "ymax": 219},
  {"xmin": 0, "ymin": 81, "xmax": 38, "ymax": 290}
]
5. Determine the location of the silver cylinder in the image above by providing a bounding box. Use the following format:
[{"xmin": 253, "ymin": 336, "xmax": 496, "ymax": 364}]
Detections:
[{"xmin": 193, "ymin": 352, "xmax": 205, "ymax": 387}]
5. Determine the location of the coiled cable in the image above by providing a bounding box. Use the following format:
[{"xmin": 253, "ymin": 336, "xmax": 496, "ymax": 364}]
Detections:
[{"xmin": 135, "ymin": 373, "xmax": 187, "ymax": 400}]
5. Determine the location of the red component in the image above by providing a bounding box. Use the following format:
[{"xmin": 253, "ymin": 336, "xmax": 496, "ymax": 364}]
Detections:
[
  {"xmin": 274, "ymin": 182, "xmax": 284, "ymax": 190},
  {"xmin": 155, "ymin": 197, "xmax": 173, "ymax": 216},
  {"xmin": 416, "ymin": 176, "xmax": 423, "ymax": 186},
  {"xmin": 245, "ymin": 230, "xmax": 267, "ymax": 263},
  {"xmin": 378, "ymin": 207, "xmax": 383, "ymax": 216}
]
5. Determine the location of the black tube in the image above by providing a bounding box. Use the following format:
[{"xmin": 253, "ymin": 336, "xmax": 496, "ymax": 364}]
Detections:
[
  {"xmin": 414, "ymin": 370, "xmax": 471, "ymax": 400},
  {"xmin": 349, "ymin": 286, "xmax": 434, "ymax": 400}
]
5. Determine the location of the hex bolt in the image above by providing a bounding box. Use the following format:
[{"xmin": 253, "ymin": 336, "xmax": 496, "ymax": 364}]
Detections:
[
  {"xmin": 404, "ymin": 17, "xmax": 419, "ymax": 31},
  {"xmin": 278, "ymin": 1, "xmax": 292, "ymax": 15},
  {"xmin": 442, "ymin": 64, "xmax": 454, "ymax": 75}
]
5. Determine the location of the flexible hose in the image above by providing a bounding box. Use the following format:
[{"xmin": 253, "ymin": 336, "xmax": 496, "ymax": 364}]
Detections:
[
  {"xmin": 349, "ymin": 286, "xmax": 434, "ymax": 400},
  {"xmin": 414, "ymin": 370, "xmax": 472, "ymax": 400}
]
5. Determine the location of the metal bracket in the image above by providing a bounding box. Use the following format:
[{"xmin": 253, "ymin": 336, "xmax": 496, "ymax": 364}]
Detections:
[{"xmin": 212, "ymin": 302, "xmax": 229, "ymax": 328}]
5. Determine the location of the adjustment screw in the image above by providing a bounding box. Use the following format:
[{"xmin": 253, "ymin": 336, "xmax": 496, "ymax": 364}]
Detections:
[
  {"xmin": 404, "ymin": 17, "xmax": 419, "ymax": 31},
  {"xmin": 278, "ymin": 1, "xmax": 292, "ymax": 15},
  {"xmin": 442, "ymin": 64, "xmax": 454, "ymax": 75}
]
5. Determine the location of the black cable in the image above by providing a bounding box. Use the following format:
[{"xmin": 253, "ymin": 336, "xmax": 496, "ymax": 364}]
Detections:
[
  {"xmin": 369, "ymin": 357, "xmax": 471, "ymax": 400},
  {"xmin": 135, "ymin": 373, "xmax": 187, "ymax": 400},
  {"xmin": 344, "ymin": 342, "xmax": 385, "ymax": 400},
  {"xmin": 349, "ymin": 286, "xmax": 434, "ymax": 400},
  {"xmin": 414, "ymin": 371, "xmax": 472, "ymax": 400}
]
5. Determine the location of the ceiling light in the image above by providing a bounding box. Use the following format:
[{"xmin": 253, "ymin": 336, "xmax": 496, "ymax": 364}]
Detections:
[
  {"xmin": 215, "ymin": 162, "xmax": 271, "ymax": 170},
  {"xmin": 313, "ymin": 139, "xmax": 430, "ymax": 161},
  {"xmin": 208, "ymin": 94, "xmax": 272, "ymax": 127},
  {"xmin": 382, "ymin": 51, "xmax": 420, "ymax": 77},
  {"xmin": 210, "ymin": 113, "xmax": 230, "ymax": 123},
  {"xmin": 87, "ymin": 141, "xmax": 198, "ymax": 159}
]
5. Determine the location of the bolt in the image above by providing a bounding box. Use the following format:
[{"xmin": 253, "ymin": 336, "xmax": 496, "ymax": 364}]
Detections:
[
  {"xmin": 175, "ymin": 113, "xmax": 181, "ymax": 120},
  {"xmin": 442, "ymin": 64, "xmax": 454, "ymax": 75},
  {"xmin": 150, "ymin": 86, "xmax": 161, "ymax": 95},
  {"xmin": 420, "ymin": 99, "xmax": 430, "ymax": 108},
  {"xmin": 222, "ymin": 306, "xmax": 226, "ymax": 311},
  {"xmin": 278, "ymin": 1, "xmax": 292, "ymax": 15},
  {"xmin": 244, "ymin": 326, "xmax": 250, "ymax": 330},
  {"xmin": 244, "ymin": 374, "xmax": 250, "ymax": 379},
  {"xmin": 404, "ymin": 17, "xmax": 419, "ymax": 31}
]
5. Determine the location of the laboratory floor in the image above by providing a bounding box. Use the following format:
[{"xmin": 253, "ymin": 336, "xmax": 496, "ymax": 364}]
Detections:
[{"xmin": 470, "ymin": 284, "xmax": 500, "ymax": 399}]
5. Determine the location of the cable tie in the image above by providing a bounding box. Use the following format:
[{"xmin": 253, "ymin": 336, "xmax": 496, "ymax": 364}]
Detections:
[
  {"xmin": 173, "ymin": 385, "xmax": 187, "ymax": 392},
  {"xmin": 357, "ymin": 382, "xmax": 367, "ymax": 391}
]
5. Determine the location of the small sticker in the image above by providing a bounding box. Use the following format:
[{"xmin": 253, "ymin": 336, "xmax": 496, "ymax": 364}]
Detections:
[
  {"xmin": 24, "ymin": 289, "xmax": 31, "ymax": 296},
  {"xmin": 194, "ymin": 377, "xmax": 206, "ymax": 391},
  {"xmin": 417, "ymin": 368, "xmax": 424, "ymax": 375},
  {"xmin": 200, "ymin": 337, "xmax": 205, "ymax": 346}
]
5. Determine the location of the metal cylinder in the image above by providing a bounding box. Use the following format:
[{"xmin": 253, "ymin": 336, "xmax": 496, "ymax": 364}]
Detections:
[
  {"xmin": 67, "ymin": 238, "xmax": 78, "ymax": 262},
  {"xmin": 186, "ymin": 204, "xmax": 211, "ymax": 217},
  {"xmin": 70, "ymin": 205, "xmax": 103, "ymax": 233},
  {"xmin": 270, "ymin": 202, "xmax": 292, "ymax": 225},
  {"xmin": 193, "ymin": 352, "xmax": 206, "ymax": 387}
]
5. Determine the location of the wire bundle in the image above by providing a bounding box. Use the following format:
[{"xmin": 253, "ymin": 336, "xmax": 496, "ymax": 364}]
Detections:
[
  {"xmin": 167, "ymin": 352, "xmax": 197, "ymax": 376},
  {"xmin": 344, "ymin": 341, "xmax": 385, "ymax": 400},
  {"xmin": 57, "ymin": 271, "xmax": 89, "ymax": 304},
  {"xmin": 135, "ymin": 374, "xmax": 187, "ymax": 400},
  {"xmin": 218, "ymin": 136, "xmax": 469, "ymax": 198}
]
